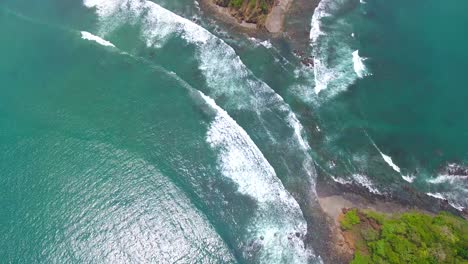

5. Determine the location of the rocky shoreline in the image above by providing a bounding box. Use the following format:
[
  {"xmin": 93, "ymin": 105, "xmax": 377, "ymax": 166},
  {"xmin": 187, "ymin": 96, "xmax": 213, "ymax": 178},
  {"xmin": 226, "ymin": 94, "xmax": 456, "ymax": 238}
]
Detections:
[{"xmin": 312, "ymin": 171, "xmax": 467, "ymax": 263}]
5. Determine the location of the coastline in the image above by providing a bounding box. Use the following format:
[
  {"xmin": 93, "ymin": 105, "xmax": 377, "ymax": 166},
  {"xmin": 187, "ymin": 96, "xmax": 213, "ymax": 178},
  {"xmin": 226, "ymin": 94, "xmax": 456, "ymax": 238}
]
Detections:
[{"xmin": 313, "ymin": 174, "xmax": 468, "ymax": 263}]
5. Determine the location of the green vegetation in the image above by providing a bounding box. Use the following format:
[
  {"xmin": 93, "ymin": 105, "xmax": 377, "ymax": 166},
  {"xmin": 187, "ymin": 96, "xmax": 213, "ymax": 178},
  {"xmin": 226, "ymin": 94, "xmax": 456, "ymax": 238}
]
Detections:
[
  {"xmin": 214, "ymin": 0, "xmax": 272, "ymax": 11},
  {"xmin": 340, "ymin": 209, "xmax": 468, "ymax": 264},
  {"xmin": 214, "ymin": 0, "xmax": 274, "ymax": 24},
  {"xmin": 341, "ymin": 208, "xmax": 361, "ymax": 230},
  {"xmin": 230, "ymin": 0, "xmax": 243, "ymax": 8}
]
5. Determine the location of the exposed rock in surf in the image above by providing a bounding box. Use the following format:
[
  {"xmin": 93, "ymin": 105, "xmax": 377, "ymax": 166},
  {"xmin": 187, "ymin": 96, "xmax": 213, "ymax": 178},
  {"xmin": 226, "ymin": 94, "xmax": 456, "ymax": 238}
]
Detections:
[
  {"xmin": 444, "ymin": 163, "xmax": 468, "ymax": 176},
  {"xmin": 293, "ymin": 49, "xmax": 314, "ymax": 67}
]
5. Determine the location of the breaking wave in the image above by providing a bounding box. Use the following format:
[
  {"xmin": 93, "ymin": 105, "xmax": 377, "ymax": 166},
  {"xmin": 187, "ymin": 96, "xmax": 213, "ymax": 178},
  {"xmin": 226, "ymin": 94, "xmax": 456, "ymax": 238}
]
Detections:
[
  {"xmin": 200, "ymin": 91, "xmax": 314, "ymax": 263},
  {"xmin": 310, "ymin": 0, "xmax": 367, "ymax": 96},
  {"xmin": 80, "ymin": 31, "xmax": 115, "ymax": 47}
]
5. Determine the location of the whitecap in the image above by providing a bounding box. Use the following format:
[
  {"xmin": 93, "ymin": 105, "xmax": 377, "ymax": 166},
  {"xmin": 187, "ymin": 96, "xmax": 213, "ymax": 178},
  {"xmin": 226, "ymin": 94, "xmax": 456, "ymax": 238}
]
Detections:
[
  {"xmin": 80, "ymin": 31, "xmax": 115, "ymax": 47},
  {"xmin": 380, "ymin": 153, "xmax": 401, "ymax": 173},
  {"xmin": 331, "ymin": 175, "xmax": 352, "ymax": 185},
  {"xmin": 366, "ymin": 133, "xmax": 402, "ymax": 174},
  {"xmin": 352, "ymin": 50, "xmax": 367, "ymax": 78},
  {"xmin": 402, "ymin": 174, "xmax": 416, "ymax": 183},
  {"xmin": 310, "ymin": 0, "xmax": 361, "ymax": 96},
  {"xmin": 427, "ymin": 174, "xmax": 468, "ymax": 184},
  {"xmin": 426, "ymin": 192, "xmax": 464, "ymax": 211},
  {"xmin": 199, "ymin": 91, "xmax": 314, "ymax": 263},
  {"xmin": 427, "ymin": 192, "xmax": 445, "ymax": 200},
  {"xmin": 352, "ymin": 174, "xmax": 381, "ymax": 194},
  {"xmin": 260, "ymin": 40, "xmax": 273, "ymax": 49},
  {"xmin": 426, "ymin": 172, "xmax": 467, "ymax": 210}
]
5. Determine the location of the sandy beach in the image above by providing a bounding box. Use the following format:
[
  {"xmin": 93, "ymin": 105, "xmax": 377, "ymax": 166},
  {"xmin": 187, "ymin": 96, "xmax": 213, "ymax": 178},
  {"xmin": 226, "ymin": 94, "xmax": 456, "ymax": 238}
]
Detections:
[{"xmin": 265, "ymin": 0, "xmax": 294, "ymax": 33}]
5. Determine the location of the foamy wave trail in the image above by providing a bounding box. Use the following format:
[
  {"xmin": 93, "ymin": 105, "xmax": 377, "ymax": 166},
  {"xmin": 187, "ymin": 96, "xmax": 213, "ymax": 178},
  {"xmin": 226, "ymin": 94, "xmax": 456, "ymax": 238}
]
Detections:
[
  {"xmin": 200, "ymin": 92, "xmax": 314, "ymax": 263},
  {"xmin": 310, "ymin": 0, "xmax": 366, "ymax": 96},
  {"xmin": 427, "ymin": 174, "xmax": 468, "ymax": 184},
  {"xmin": 352, "ymin": 174, "xmax": 381, "ymax": 194},
  {"xmin": 81, "ymin": 31, "xmax": 115, "ymax": 47},
  {"xmin": 427, "ymin": 192, "xmax": 465, "ymax": 211},
  {"xmin": 426, "ymin": 174, "xmax": 467, "ymax": 211}
]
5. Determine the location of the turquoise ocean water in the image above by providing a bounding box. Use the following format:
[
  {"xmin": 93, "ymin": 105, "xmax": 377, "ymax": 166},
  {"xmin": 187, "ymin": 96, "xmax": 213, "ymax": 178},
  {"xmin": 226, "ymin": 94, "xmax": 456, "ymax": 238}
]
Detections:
[{"xmin": 0, "ymin": 0, "xmax": 466, "ymax": 263}]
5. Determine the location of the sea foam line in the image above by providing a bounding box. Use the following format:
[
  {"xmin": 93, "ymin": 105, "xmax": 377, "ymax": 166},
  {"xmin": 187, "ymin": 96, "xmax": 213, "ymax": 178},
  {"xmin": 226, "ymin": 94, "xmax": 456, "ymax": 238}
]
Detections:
[
  {"xmin": 363, "ymin": 131, "xmax": 415, "ymax": 183},
  {"xmin": 81, "ymin": 31, "xmax": 115, "ymax": 47},
  {"xmin": 310, "ymin": 0, "xmax": 370, "ymax": 96},
  {"xmin": 352, "ymin": 174, "xmax": 381, "ymax": 194},
  {"xmin": 426, "ymin": 192, "xmax": 465, "ymax": 211},
  {"xmin": 199, "ymin": 91, "xmax": 313, "ymax": 263},
  {"xmin": 427, "ymin": 174, "xmax": 468, "ymax": 184}
]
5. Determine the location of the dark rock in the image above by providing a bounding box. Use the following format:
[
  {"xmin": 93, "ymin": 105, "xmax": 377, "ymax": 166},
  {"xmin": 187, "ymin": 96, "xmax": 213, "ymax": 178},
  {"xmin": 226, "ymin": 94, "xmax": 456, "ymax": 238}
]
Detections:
[{"xmin": 445, "ymin": 163, "xmax": 468, "ymax": 176}]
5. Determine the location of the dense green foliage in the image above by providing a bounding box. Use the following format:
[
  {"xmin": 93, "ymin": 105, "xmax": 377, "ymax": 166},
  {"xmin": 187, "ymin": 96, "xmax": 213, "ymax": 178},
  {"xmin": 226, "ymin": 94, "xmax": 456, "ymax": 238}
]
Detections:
[
  {"xmin": 224, "ymin": 0, "xmax": 272, "ymax": 13},
  {"xmin": 341, "ymin": 209, "xmax": 361, "ymax": 230},
  {"xmin": 342, "ymin": 210, "xmax": 468, "ymax": 264},
  {"xmin": 230, "ymin": 0, "xmax": 244, "ymax": 8}
]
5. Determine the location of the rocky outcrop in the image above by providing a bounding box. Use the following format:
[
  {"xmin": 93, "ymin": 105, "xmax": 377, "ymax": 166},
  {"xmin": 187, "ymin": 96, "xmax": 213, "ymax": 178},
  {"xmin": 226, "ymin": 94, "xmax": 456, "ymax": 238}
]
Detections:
[{"xmin": 444, "ymin": 163, "xmax": 468, "ymax": 176}]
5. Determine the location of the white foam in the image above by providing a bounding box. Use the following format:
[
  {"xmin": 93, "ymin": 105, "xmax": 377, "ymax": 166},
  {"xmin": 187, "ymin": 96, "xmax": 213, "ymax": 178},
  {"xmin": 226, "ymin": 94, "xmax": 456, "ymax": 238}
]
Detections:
[
  {"xmin": 352, "ymin": 50, "xmax": 367, "ymax": 78},
  {"xmin": 352, "ymin": 174, "xmax": 381, "ymax": 194},
  {"xmin": 427, "ymin": 191, "xmax": 466, "ymax": 212},
  {"xmin": 200, "ymin": 91, "xmax": 313, "ymax": 263},
  {"xmin": 450, "ymin": 203, "xmax": 465, "ymax": 211},
  {"xmin": 310, "ymin": 0, "xmax": 332, "ymax": 94},
  {"xmin": 426, "ymin": 176, "xmax": 467, "ymax": 211},
  {"xmin": 80, "ymin": 31, "xmax": 115, "ymax": 47},
  {"xmin": 427, "ymin": 174, "xmax": 468, "ymax": 184},
  {"xmin": 402, "ymin": 174, "xmax": 416, "ymax": 183},
  {"xmin": 380, "ymin": 153, "xmax": 401, "ymax": 173},
  {"xmin": 309, "ymin": 0, "xmax": 331, "ymax": 43},
  {"xmin": 331, "ymin": 175, "xmax": 352, "ymax": 185},
  {"xmin": 310, "ymin": 0, "xmax": 361, "ymax": 96},
  {"xmin": 427, "ymin": 192, "xmax": 445, "ymax": 200},
  {"xmin": 201, "ymin": 92, "xmax": 291, "ymax": 204},
  {"xmin": 250, "ymin": 38, "xmax": 274, "ymax": 49},
  {"xmin": 366, "ymin": 133, "xmax": 403, "ymax": 174},
  {"xmin": 260, "ymin": 40, "xmax": 273, "ymax": 49},
  {"xmin": 312, "ymin": 58, "xmax": 330, "ymax": 94}
]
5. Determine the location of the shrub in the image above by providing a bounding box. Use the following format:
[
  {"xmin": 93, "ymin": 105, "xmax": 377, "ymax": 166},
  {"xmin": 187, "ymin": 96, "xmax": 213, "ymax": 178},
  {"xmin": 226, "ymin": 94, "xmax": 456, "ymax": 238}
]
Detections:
[
  {"xmin": 350, "ymin": 252, "xmax": 371, "ymax": 264},
  {"xmin": 341, "ymin": 209, "xmax": 361, "ymax": 230},
  {"xmin": 230, "ymin": 0, "xmax": 244, "ymax": 8}
]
